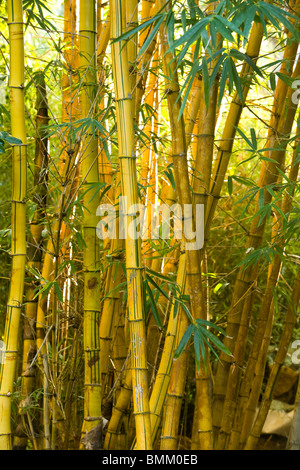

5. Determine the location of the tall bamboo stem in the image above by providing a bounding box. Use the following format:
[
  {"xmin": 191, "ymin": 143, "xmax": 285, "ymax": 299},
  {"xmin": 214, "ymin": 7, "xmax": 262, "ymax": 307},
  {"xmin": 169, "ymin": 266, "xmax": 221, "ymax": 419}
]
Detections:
[
  {"xmin": 0, "ymin": 0, "xmax": 27, "ymax": 450},
  {"xmin": 79, "ymin": 0, "xmax": 102, "ymax": 436},
  {"xmin": 110, "ymin": 0, "xmax": 152, "ymax": 450}
]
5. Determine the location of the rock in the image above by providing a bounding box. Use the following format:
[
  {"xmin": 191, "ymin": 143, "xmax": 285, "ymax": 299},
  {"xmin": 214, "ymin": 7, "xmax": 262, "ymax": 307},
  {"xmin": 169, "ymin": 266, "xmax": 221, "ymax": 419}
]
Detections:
[
  {"xmin": 262, "ymin": 407, "xmax": 294, "ymax": 438},
  {"xmin": 81, "ymin": 417, "xmax": 108, "ymax": 450},
  {"xmin": 271, "ymin": 365, "xmax": 299, "ymax": 403}
]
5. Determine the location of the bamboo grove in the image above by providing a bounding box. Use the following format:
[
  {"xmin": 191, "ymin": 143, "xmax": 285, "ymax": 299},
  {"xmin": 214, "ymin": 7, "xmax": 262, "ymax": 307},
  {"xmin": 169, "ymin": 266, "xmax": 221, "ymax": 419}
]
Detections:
[{"xmin": 0, "ymin": 0, "xmax": 300, "ymax": 451}]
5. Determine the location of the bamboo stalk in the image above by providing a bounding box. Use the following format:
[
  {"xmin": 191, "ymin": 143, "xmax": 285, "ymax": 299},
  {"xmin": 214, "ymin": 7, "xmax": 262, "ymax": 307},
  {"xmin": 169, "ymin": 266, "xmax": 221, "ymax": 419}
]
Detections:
[
  {"xmin": 13, "ymin": 72, "xmax": 49, "ymax": 450},
  {"xmin": 244, "ymin": 265, "xmax": 300, "ymax": 450},
  {"xmin": 0, "ymin": 0, "xmax": 27, "ymax": 450},
  {"xmin": 110, "ymin": 0, "xmax": 152, "ymax": 450},
  {"xmin": 216, "ymin": 56, "xmax": 300, "ymax": 450},
  {"xmin": 159, "ymin": 0, "xmax": 213, "ymax": 449},
  {"xmin": 234, "ymin": 142, "xmax": 300, "ymax": 449},
  {"xmin": 160, "ymin": 297, "xmax": 190, "ymax": 450},
  {"xmin": 135, "ymin": 0, "xmax": 158, "ymax": 124},
  {"xmin": 287, "ymin": 364, "xmax": 300, "ymax": 449},
  {"xmin": 211, "ymin": 21, "xmax": 264, "ymax": 438},
  {"xmin": 79, "ymin": 0, "xmax": 102, "ymax": 437}
]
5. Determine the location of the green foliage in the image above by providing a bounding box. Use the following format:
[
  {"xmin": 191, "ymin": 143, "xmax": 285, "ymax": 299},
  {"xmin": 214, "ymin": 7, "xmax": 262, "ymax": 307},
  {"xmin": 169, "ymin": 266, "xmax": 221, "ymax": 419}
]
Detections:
[
  {"xmin": 174, "ymin": 317, "xmax": 232, "ymax": 371},
  {"xmin": 0, "ymin": 131, "xmax": 22, "ymax": 153}
]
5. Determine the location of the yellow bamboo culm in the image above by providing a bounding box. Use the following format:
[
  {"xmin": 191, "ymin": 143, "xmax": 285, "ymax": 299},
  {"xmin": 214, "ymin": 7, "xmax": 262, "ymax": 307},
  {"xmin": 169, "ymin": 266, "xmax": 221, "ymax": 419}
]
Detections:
[
  {"xmin": 13, "ymin": 72, "xmax": 49, "ymax": 451},
  {"xmin": 0, "ymin": 0, "xmax": 27, "ymax": 450},
  {"xmin": 110, "ymin": 0, "xmax": 152, "ymax": 450},
  {"xmin": 79, "ymin": 0, "xmax": 102, "ymax": 437}
]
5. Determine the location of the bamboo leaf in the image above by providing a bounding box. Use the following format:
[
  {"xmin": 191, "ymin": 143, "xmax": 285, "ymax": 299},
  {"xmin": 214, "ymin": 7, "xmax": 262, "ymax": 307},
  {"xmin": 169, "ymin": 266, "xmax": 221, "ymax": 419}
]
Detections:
[
  {"xmin": 174, "ymin": 323, "xmax": 194, "ymax": 359},
  {"xmin": 202, "ymin": 57, "xmax": 210, "ymax": 110},
  {"xmin": 199, "ymin": 325, "xmax": 232, "ymax": 358},
  {"xmin": 276, "ymin": 72, "xmax": 294, "ymax": 87},
  {"xmin": 235, "ymin": 126, "xmax": 255, "ymax": 149},
  {"xmin": 139, "ymin": 14, "xmax": 166, "ymax": 58},
  {"xmin": 258, "ymin": 188, "xmax": 265, "ymax": 211},
  {"xmin": 215, "ymin": 14, "xmax": 246, "ymax": 38},
  {"xmin": 228, "ymin": 175, "xmax": 233, "ymax": 196},
  {"xmin": 170, "ymin": 16, "xmax": 210, "ymax": 52},
  {"xmin": 0, "ymin": 131, "xmax": 22, "ymax": 147},
  {"xmin": 194, "ymin": 328, "xmax": 202, "ymax": 371},
  {"xmin": 195, "ymin": 318, "xmax": 228, "ymax": 336},
  {"xmin": 144, "ymin": 279, "xmax": 163, "ymax": 328},
  {"xmin": 145, "ymin": 273, "xmax": 170, "ymax": 301},
  {"xmin": 54, "ymin": 281, "xmax": 63, "ymax": 302},
  {"xmin": 230, "ymin": 49, "xmax": 263, "ymax": 77},
  {"xmin": 250, "ymin": 128, "xmax": 257, "ymax": 150},
  {"xmin": 218, "ymin": 57, "xmax": 229, "ymax": 105}
]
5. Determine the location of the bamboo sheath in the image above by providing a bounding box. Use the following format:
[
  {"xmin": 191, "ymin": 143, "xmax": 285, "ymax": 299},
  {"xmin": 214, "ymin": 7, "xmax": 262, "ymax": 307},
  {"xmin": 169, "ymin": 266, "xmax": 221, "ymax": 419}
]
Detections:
[
  {"xmin": 78, "ymin": 0, "xmax": 102, "ymax": 435},
  {"xmin": 110, "ymin": 0, "xmax": 152, "ymax": 450},
  {"xmin": 0, "ymin": 0, "xmax": 27, "ymax": 450}
]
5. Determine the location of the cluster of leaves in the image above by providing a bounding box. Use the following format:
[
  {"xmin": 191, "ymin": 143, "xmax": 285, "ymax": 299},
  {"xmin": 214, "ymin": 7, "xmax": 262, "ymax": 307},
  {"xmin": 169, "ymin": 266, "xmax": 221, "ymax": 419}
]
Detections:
[{"xmin": 0, "ymin": 131, "xmax": 22, "ymax": 153}]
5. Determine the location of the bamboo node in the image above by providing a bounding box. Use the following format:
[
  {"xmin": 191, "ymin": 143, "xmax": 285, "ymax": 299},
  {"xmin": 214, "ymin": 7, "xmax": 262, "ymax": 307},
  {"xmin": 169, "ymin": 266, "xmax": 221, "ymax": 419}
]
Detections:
[
  {"xmin": 84, "ymin": 416, "xmax": 103, "ymax": 421},
  {"xmin": 172, "ymin": 153, "xmax": 187, "ymax": 158},
  {"xmin": 118, "ymin": 154, "xmax": 137, "ymax": 159},
  {"xmin": 160, "ymin": 435, "xmax": 178, "ymax": 441},
  {"xmin": 9, "ymin": 84, "xmax": 25, "ymax": 89},
  {"xmin": 79, "ymin": 29, "xmax": 97, "ymax": 34},
  {"xmin": 115, "ymin": 95, "xmax": 132, "ymax": 102}
]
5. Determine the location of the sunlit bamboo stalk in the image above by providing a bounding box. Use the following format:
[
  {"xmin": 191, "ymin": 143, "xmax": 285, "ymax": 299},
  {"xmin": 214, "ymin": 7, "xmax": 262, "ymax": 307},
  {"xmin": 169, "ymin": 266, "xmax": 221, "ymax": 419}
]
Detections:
[
  {"xmin": 0, "ymin": 0, "xmax": 27, "ymax": 450},
  {"xmin": 13, "ymin": 72, "xmax": 49, "ymax": 450},
  {"xmin": 110, "ymin": 0, "xmax": 152, "ymax": 449},
  {"xmin": 79, "ymin": 0, "xmax": 102, "ymax": 438}
]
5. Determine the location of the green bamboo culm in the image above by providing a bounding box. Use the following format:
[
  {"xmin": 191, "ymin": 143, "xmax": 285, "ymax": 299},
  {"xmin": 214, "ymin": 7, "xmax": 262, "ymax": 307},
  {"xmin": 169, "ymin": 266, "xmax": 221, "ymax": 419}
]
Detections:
[
  {"xmin": 0, "ymin": 0, "xmax": 27, "ymax": 450},
  {"xmin": 79, "ymin": 0, "xmax": 102, "ymax": 438},
  {"xmin": 110, "ymin": 0, "xmax": 152, "ymax": 450}
]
